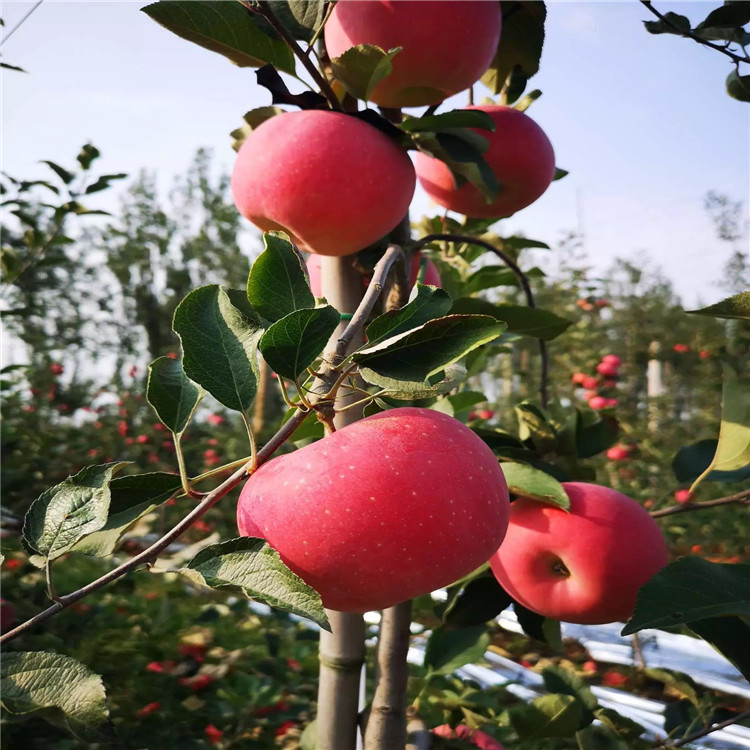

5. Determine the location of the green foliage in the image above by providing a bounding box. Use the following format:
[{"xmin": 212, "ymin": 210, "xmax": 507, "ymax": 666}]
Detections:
[
  {"xmin": 146, "ymin": 357, "xmax": 203, "ymax": 434},
  {"xmin": 500, "ymin": 463, "xmax": 569, "ymax": 509},
  {"xmin": 424, "ymin": 626, "xmax": 490, "ymax": 677},
  {"xmin": 330, "ymin": 44, "xmax": 402, "ymax": 101}
]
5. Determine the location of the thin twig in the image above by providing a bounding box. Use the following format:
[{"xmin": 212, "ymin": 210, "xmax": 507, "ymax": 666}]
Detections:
[
  {"xmin": 656, "ymin": 709, "xmax": 750, "ymax": 748},
  {"xmin": 0, "ymin": 0, "xmax": 44, "ymax": 48},
  {"xmin": 412, "ymin": 232, "xmax": 549, "ymax": 408},
  {"xmin": 244, "ymin": 1, "xmax": 343, "ymax": 111},
  {"xmin": 639, "ymin": 1, "xmax": 750, "ymax": 65},
  {"xmin": 1, "ymin": 248, "xmax": 404, "ymax": 645},
  {"xmin": 650, "ymin": 489, "xmax": 750, "ymax": 519}
]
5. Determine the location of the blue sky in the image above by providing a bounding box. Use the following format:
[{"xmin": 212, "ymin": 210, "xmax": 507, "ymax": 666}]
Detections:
[{"xmin": 3, "ymin": 1, "xmax": 748, "ymax": 307}]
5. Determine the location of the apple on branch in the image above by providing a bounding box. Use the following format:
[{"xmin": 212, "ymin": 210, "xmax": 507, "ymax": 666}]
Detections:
[
  {"xmin": 489, "ymin": 482, "xmax": 669, "ymax": 624},
  {"xmin": 237, "ymin": 408, "xmax": 510, "ymax": 612}
]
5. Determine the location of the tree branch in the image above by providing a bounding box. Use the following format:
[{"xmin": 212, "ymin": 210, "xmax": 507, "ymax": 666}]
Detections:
[
  {"xmin": 656, "ymin": 708, "xmax": 750, "ymax": 748},
  {"xmin": 1, "ymin": 247, "xmax": 404, "ymax": 645},
  {"xmin": 244, "ymin": 0, "xmax": 343, "ymax": 111},
  {"xmin": 650, "ymin": 488, "xmax": 750, "ymax": 518},
  {"xmin": 412, "ymin": 233, "xmax": 550, "ymax": 408},
  {"xmin": 639, "ymin": 1, "xmax": 750, "ymax": 65}
]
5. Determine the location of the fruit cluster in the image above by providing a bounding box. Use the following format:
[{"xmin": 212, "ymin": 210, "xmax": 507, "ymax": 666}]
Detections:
[{"xmin": 571, "ymin": 354, "xmax": 621, "ymax": 411}]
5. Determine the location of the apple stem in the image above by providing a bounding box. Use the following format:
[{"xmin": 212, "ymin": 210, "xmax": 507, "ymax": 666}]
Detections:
[{"xmin": 411, "ymin": 233, "xmax": 550, "ymax": 409}]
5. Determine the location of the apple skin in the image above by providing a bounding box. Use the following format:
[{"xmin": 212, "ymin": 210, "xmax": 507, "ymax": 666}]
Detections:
[
  {"xmin": 596, "ymin": 361, "xmax": 620, "ymax": 378},
  {"xmin": 231, "ymin": 110, "xmax": 415, "ymax": 257},
  {"xmin": 433, "ymin": 724, "xmax": 504, "ymax": 750},
  {"xmin": 324, "ymin": 1, "xmax": 502, "ymax": 109},
  {"xmin": 489, "ymin": 482, "xmax": 670, "ymax": 625},
  {"xmin": 237, "ymin": 407, "xmax": 510, "ymax": 613},
  {"xmin": 414, "ymin": 106, "xmax": 556, "ymax": 219},
  {"xmin": 606, "ymin": 445, "xmax": 630, "ymax": 461},
  {"xmin": 306, "ymin": 252, "xmax": 441, "ymax": 298}
]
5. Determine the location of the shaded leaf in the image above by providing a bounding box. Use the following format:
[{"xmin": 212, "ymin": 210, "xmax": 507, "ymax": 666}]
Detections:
[
  {"xmin": 23, "ymin": 463, "xmax": 128, "ymax": 561},
  {"xmin": 726, "ymin": 70, "xmax": 750, "ymax": 102},
  {"xmin": 84, "ymin": 173, "xmax": 127, "ymax": 194},
  {"xmin": 451, "ymin": 298, "xmax": 571, "ymax": 340},
  {"xmin": 672, "ymin": 438, "xmax": 750, "ymax": 483},
  {"xmin": 688, "ymin": 291, "xmax": 750, "ymax": 320},
  {"xmin": 247, "ymin": 233, "xmax": 315, "ymax": 323},
  {"xmin": 77, "ymin": 144, "xmax": 100, "ymax": 170},
  {"xmin": 40, "ymin": 161, "xmax": 73, "ymax": 185},
  {"xmin": 1, "ymin": 652, "xmax": 108, "ymax": 738},
  {"xmin": 689, "ymin": 615, "xmax": 750, "ymax": 682},
  {"xmin": 181, "ymin": 537, "xmax": 330, "ymax": 630},
  {"xmin": 173, "ymin": 285, "xmax": 263, "ymax": 413},
  {"xmin": 512, "ymin": 694, "xmax": 583, "ymax": 740},
  {"xmin": 643, "ymin": 12, "xmax": 691, "ymax": 35},
  {"xmin": 542, "ymin": 665, "xmax": 597, "ymax": 729},
  {"xmin": 593, "ymin": 708, "xmax": 645, "ymax": 742},
  {"xmin": 514, "ymin": 602, "xmax": 562, "ymax": 649},
  {"xmin": 266, "ymin": 0, "xmax": 326, "ymax": 41},
  {"xmin": 259, "ymin": 305, "xmax": 340, "ymax": 380},
  {"xmin": 230, "ymin": 105, "xmax": 284, "ymax": 151},
  {"xmin": 141, "ymin": 0, "xmax": 296, "ymax": 74},
  {"xmin": 147, "ymin": 356, "xmax": 203, "ymax": 434},
  {"xmin": 695, "ymin": 4, "xmax": 750, "ymax": 31},
  {"xmin": 622, "ymin": 557, "xmax": 750, "ymax": 634},
  {"xmin": 255, "ymin": 64, "xmax": 328, "ymax": 109},
  {"xmin": 401, "ymin": 110, "xmax": 496, "ymax": 133},
  {"xmin": 443, "ymin": 572, "xmax": 513, "ymax": 628},
  {"xmin": 424, "ymin": 625, "xmax": 490, "ymax": 676}
]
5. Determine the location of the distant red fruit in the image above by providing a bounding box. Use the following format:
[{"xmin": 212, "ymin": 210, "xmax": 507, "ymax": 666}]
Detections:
[
  {"xmin": 673, "ymin": 344, "xmax": 690, "ymax": 353},
  {"xmin": 476, "ymin": 409, "xmax": 495, "ymax": 420},
  {"xmin": 699, "ymin": 350, "xmax": 710, "ymax": 359},
  {"xmin": 596, "ymin": 362, "xmax": 620, "ymax": 378},
  {"xmin": 179, "ymin": 643, "xmax": 206, "ymax": 661},
  {"xmin": 581, "ymin": 376, "xmax": 599, "ymax": 390},
  {"xmin": 601, "ymin": 379, "xmax": 618, "ymax": 389},
  {"xmin": 588, "ymin": 396, "xmax": 610, "ymax": 410},
  {"xmin": 207, "ymin": 414, "xmax": 224, "ymax": 426},
  {"xmin": 204, "ymin": 725, "xmax": 223, "ymax": 745},
  {"xmin": 50, "ymin": 363, "xmax": 64, "ymax": 375},
  {"xmin": 179, "ymin": 674, "xmax": 213, "ymax": 691},
  {"xmin": 433, "ymin": 724, "xmax": 505, "ymax": 750},
  {"xmin": 136, "ymin": 435, "xmax": 149, "ymax": 444},
  {"xmin": 594, "ymin": 299, "xmax": 609, "ymax": 308},
  {"xmin": 601, "ymin": 354, "xmax": 621, "ymax": 366},
  {"xmin": 674, "ymin": 489, "xmax": 692, "ymax": 504},
  {"xmin": 275, "ymin": 721, "xmax": 296, "ymax": 738},
  {"xmin": 1, "ymin": 599, "xmax": 17, "ymax": 633},
  {"xmin": 571, "ymin": 372, "xmax": 587, "ymax": 385},
  {"xmin": 117, "ymin": 421, "xmax": 128, "ymax": 436},
  {"xmin": 136, "ymin": 702, "xmax": 161, "ymax": 718},
  {"xmin": 691, "ymin": 544, "xmax": 702, "ymax": 554},
  {"xmin": 3, "ymin": 558, "xmax": 22, "ymax": 571},
  {"xmin": 601, "ymin": 670, "xmax": 628, "ymax": 688},
  {"xmin": 582, "ymin": 660, "xmax": 598, "ymax": 672},
  {"xmin": 606, "ymin": 445, "xmax": 630, "ymax": 461}
]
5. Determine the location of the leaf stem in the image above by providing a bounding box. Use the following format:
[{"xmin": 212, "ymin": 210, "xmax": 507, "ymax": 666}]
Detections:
[
  {"xmin": 240, "ymin": 412, "xmax": 259, "ymax": 473},
  {"xmin": 412, "ymin": 232, "xmax": 549, "ymax": 408},
  {"xmin": 173, "ymin": 432, "xmax": 203, "ymax": 500}
]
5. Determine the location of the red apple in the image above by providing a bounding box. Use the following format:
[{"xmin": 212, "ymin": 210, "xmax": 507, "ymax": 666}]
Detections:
[
  {"xmin": 596, "ymin": 361, "xmax": 620, "ymax": 378},
  {"xmin": 587, "ymin": 395, "xmax": 610, "ymax": 410},
  {"xmin": 231, "ymin": 110, "xmax": 415, "ymax": 256},
  {"xmin": 601, "ymin": 354, "xmax": 621, "ymax": 366},
  {"xmin": 606, "ymin": 445, "xmax": 630, "ymax": 461},
  {"xmin": 571, "ymin": 372, "xmax": 587, "ymax": 385},
  {"xmin": 673, "ymin": 344, "xmax": 690, "ymax": 353},
  {"xmin": 433, "ymin": 724, "xmax": 504, "ymax": 750},
  {"xmin": 306, "ymin": 252, "xmax": 441, "ymax": 298},
  {"xmin": 674, "ymin": 489, "xmax": 692, "ymax": 504},
  {"xmin": 489, "ymin": 482, "xmax": 670, "ymax": 624},
  {"xmin": 699, "ymin": 350, "xmax": 710, "ymax": 360},
  {"xmin": 581, "ymin": 376, "xmax": 599, "ymax": 390},
  {"xmin": 324, "ymin": 1, "xmax": 502, "ymax": 109},
  {"xmin": 237, "ymin": 408, "xmax": 510, "ymax": 612},
  {"xmin": 415, "ymin": 106, "xmax": 555, "ymax": 219}
]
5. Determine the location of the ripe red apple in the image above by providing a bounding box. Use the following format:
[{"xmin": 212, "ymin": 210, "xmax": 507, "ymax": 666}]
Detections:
[
  {"xmin": 433, "ymin": 724, "xmax": 505, "ymax": 750},
  {"xmin": 324, "ymin": 1, "xmax": 501, "ymax": 109},
  {"xmin": 587, "ymin": 395, "xmax": 610, "ymax": 410},
  {"xmin": 571, "ymin": 372, "xmax": 587, "ymax": 385},
  {"xmin": 414, "ymin": 106, "xmax": 556, "ymax": 218},
  {"xmin": 673, "ymin": 344, "xmax": 690, "ymax": 353},
  {"xmin": 231, "ymin": 110, "xmax": 415, "ymax": 256},
  {"xmin": 489, "ymin": 482, "xmax": 670, "ymax": 624},
  {"xmin": 581, "ymin": 376, "xmax": 599, "ymax": 390},
  {"xmin": 601, "ymin": 354, "xmax": 622, "ymax": 366},
  {"xmin": 306, "ymin": 252, "xmax": 441, "ymax": 298},
  {"xmin": 606, "ymin": 445, "xmax": 630, "ymax": 461},
  {"xmin": 674, "ymin": 489, "xmax": 692, "ymax": 504},
  {"xmin": 237, "ymin": 408, "xmax": 510, "ymax": 612},
  {"xmin": 596, "ymin": 361, "xmax": 620, "ymax": 378}
]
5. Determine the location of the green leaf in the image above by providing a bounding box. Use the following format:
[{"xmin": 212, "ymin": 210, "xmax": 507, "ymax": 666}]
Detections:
[
  {"xmin": 554, "ymin": 167, "xmax": 569, "ymax": 181},
  {"xmin": 482, "ymin": 1, "xmax": 547, "ymax": 94},
  {"xmin": 76, "ymin": 144, "xmax": 101, "ymax": 170},
  {"xmin": 622, "ymin": 557, "xmax": 750, "ymax": 634},
  {"xmin": 247, "ymin": 234, "xmax": 315, "ymax": 323},
  {"xmin": 576, "ymin": 411, "xmax": 619, "ymax": 459},
  {"xmin": 330, "ymin": 44, "xmax": 401, "ymax": 101},
  {"xmin": 451, "ymin": 298, "xmax": 571, "ymax": 341},
  {"xmin": 463, "ymin": 266, "xmax": 520, "ymax": 294},
  {"xmin": 266, "ymin": 0, "xmax": 326, "ymax": 42},
  {"xmin": 230, "ymin": 106, "xmax": 285, "ymax": 151},
  {"xmin": 353, "ymin": 315, "xmax": 504, "ymax": 383},
  {"xmin": 516, "ymin": 401, "xmax": 557, "ymax": 454},
  {"xmin": 695, "ymin": 4, "xmax": 750, "ymax": 31},
  {"xmin": 365, "ymin": 284, "xmax": 453, "ymax": 346},
  {"xmin": 511, "ymin": 694, "xmax": 583, "ymax": 740},
  {"xmin": 689, "ymin": 291, "xmax": 750, "ymax": 320},
  {"xmin": 501, "ymin": 463, "xmax": 569, "ymax": 509},
  {"xmin": 359, "ymin": 362, "xmax": 467, "ymax": 400},
  {"xmin": 1, "ymin": 652, "xmax": 109, "ymax": 738},
  {"xmin": 663, "ymin": 699, "xmax": 703, "ymax": 739},
  {"xmin": 689, "ymin": 615, "xmax": 750, "ymax": 682},
  {"xmin": 401, "ymin": 110, "xmax": 496, "ymax": 133},
  {"xmin": 542, "ymin": 665, "xmax": 597, "ymax": 729},
  {"xmin": 40, "ymin": 160, "xmax": 73, "ymax": 185},
  {"xmin": 147, "ymin": 356, "xmax": 203, "ymax": 434},
  {"xmin": 71, "ymin": 473, "xmax": 182, "ymax": 557},
  {"xmin": 173, "ymin": 285, "xmax": 263, "ymax": 413},
  {"xmin": 180, "ymin": 537, "xmax": 330, "ymax": 630},
  {"xmin": 514, "ymin": 602, "xmax": 563, "ymax": 649},
  {"xmin": 643, "ymin": 12, "xmax": 691, "ymax": 35},
  {"xmin": 690, "ymin": 366, "xmax": 750, "ymax": 492},
  {"xmin": 84, "ymin": 173, "xmax": 127, "ymax": 194},
  {"xmin": 141, "ymin": 0, "xmax": 296, "ymax": 74},
  {"xmin": 672, "ymin": 438, "xmax": 750, "ymax": 483},
  {"xmin": 259, "ymin": 305, "xmax": 340, "ymax": 380},
  {"xmin": 726, "ymin": 71, "xmax": 750, "ymax": 102},
  {"xmin": 424, "ymin": 625, "xmax": 490, "ymax": 676},
  {"xmin": 593, "ymin": 708, "xmax": 645, "ymax": 742},
  {"xmin": 443, "ymin": 573, "xmax": 513, "ymax": 628},
  {"xmin": 1, "ymin": 61, "xmax": 26, "ymax": 73},
  {"xmin": 576, "ymin": 726, "xmax": 630, "ymax": 750},
  {"xmin": 23, "ymin": 462, "xmax": 128, "ymax": 561},
  {"xmin": 514, "ymin": 89, "xmax": 542, "ymax": 112}
]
